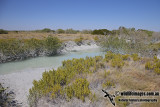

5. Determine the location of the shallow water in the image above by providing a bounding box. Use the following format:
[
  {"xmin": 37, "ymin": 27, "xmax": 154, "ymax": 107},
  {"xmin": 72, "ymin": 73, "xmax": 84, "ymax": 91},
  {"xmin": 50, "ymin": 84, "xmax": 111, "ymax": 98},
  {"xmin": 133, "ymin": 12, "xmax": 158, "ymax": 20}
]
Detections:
[
  {"xmin": 0, "ymin": 48, "xmax": 106, "ymax": 106},
  {"xmin": 0, "ymin": 48, "xmax": 105, "ymax": 75}
]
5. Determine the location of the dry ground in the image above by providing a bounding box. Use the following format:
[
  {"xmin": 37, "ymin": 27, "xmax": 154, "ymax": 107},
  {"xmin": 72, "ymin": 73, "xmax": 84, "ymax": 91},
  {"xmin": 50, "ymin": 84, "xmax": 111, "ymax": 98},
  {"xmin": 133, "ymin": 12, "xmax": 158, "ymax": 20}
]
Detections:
[{"xmin": 0, "ymin": 32, "xmax": 97, "ymax": 41}]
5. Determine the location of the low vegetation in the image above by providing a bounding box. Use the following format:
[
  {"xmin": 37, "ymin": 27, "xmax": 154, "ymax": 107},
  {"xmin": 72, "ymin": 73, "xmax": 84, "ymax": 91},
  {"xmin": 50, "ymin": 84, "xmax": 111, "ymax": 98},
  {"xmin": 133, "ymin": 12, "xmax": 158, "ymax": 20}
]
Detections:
[
  {"xmin": 100, "ymin": 26, "xmax": 160, "ymax": 57},
  {"xmin": 0, "ymin": 29, "xmax": 8, "ymax": 34},
  {"xmin": 145, "ymin": 56, "xmax": 160, "ymax": 74},
  {"xmin": 28, "ymin": 56, "xmax": 103, "ymax": 106},
  {"xmin": 28, "ymin": 51, "xmax": 160, "ymax": 106},
  {"xmin": 0, "ymin": 36, "xmax": 61, "ymax": 63}
]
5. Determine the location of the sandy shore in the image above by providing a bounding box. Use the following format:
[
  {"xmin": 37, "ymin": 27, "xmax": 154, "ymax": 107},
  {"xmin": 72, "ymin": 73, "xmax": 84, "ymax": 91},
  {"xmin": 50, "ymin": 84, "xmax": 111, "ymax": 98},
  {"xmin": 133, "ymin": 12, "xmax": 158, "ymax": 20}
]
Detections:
[
  {"xmin": 0, "ymin": 44, "xmax": 101, "ymax": 107},
  {"xmin": 0, "ymin": 67, "xmax": 53, "ymax": 107}
]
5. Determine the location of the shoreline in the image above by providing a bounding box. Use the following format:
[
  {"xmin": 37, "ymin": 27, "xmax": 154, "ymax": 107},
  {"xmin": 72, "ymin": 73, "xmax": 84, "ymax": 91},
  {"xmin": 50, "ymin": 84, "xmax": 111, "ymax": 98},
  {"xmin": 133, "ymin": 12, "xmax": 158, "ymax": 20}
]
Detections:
[
  {"xmin": 0, "ymin": 42, "xmax": 101, "ymax": 107},
  {"xmin": 0, "ymin": 40, "xmax": 99, "ymax": 64}
]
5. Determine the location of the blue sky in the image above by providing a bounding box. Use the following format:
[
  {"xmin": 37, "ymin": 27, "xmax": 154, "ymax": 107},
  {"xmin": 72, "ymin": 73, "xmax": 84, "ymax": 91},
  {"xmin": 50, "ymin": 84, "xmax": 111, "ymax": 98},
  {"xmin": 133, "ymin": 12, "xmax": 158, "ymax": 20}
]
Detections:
[{"xmin": 0, "ymin": 0, "xmax": 160, "ymax": 31}]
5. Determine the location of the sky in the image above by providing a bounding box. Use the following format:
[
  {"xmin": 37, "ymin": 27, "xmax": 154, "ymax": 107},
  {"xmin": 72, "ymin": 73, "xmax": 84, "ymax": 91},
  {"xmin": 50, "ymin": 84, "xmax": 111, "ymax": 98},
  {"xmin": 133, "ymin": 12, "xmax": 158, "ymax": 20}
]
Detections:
[{"xmin": 0, "ymin": 0, "xmax": 160, "ymax": 31}]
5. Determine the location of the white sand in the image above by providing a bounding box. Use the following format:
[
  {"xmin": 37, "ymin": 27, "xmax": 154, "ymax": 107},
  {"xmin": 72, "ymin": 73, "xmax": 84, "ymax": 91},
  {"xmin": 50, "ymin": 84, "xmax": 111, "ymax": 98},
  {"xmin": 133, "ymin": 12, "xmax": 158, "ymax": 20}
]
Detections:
[{"xmin": 0, "ymin": 67, "xmax": 53, "ymax": 107}]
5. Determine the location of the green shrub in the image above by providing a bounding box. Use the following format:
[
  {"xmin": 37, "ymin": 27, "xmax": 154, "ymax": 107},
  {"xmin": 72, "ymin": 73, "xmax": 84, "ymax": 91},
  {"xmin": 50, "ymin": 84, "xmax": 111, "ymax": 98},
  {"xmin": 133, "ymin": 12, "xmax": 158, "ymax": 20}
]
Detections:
[
  {"xmin": 56, "ymin": 29, "xmax": 65, "ymax": 34},
  {"xmin": 45, "ymin": 36, "xmax": 61, "ymax": 54},
  {"xmin": 145, "ymin": 62, "xmax": 153, "ymax": 70},
  {"xmin": 122, "ymin": 54, "xmax": 129, "ymax": 60},
  {"xmin": 145, "ymin": 56, "xmax": 160, "ymax": 74},
  {"xmin": 105, "ymin": 51, "xmax": 125, "ymax": 68},
  {"xmin": 105, "ymin": 51, "xmax": 114, "ymax": 62},
  {"xmin": 94, "ymin": 36, "xmax": 99, "ymax": 41},
  {"xmin": 0, "ymin": 29, "xmax": 8, "ymax": 34},
  {"xmin": 0, "ymin": 36, "xmax": 61, "ymax": 59},
  {"xmin": 131, "ymin": 53, "xmax": 140, "ymax": 61},
  {"xmin": 41, "ymin": 28, "xmax": 52, "ymax": 33},
  {"xmin": 65, "ymin": 78, "xmax": 91, "ymax": 102},
  {"xmin": 111, "ymin": 56, "xmax": 124, "ymax": 68},
  {"xmin": 92, "ymin": 29, "xmax": 111, "ymax": 35},
  {"xmin": 28, "ymin": 56, "xmax": 101, "ymax": 105}
]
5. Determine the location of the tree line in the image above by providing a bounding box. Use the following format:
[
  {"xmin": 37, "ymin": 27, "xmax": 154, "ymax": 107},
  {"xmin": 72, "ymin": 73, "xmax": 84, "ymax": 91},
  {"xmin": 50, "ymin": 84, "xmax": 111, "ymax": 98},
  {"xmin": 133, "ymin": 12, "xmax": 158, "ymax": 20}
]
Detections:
[{"xmin": 0, "ymin": 27, "xmax": 155, "ymax": 36}]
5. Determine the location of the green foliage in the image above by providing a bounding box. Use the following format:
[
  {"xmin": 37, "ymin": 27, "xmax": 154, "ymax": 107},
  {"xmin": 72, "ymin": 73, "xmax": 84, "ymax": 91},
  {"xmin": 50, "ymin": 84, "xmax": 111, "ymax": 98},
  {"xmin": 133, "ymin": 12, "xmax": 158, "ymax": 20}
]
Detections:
[
  {"xmin": 92, "ymin": 29, "xmax": 111, "ymax": 35},
  {"xmin": 105, "ymin": 51, "xmax": 115, "ymax": 62},
  {"xmin": 28, "ymin": 56, "xmax": 105, "ymax": 106},
  {"xmin": 56, "ymin": 29, "xmax": 65, "ymax": 34},
  {"xmin": 145, "ymin": 62, "xmax": 153, "ymax": 70},
  {"xmin": 0, "ymin": 36, "xmax": 61, "ymax": 58},
  {"xmin": 105, "ymin": 51, "xmax": 126, "ymax": 68},
  {"xmin": 145, "ymin": 56, "xmax": 160, "ymax": 74},
  {"xmin": 34, "ymin": 28, "xmax": 55, "ymax": 33},
  {"xmin": 45, "ymin": 36, "xmax": 61, "ymax": 53},
  {"xmin": 65, "ymin": 78, "xmax": 90, "ymax": 102},
  {"xmin": 111, "ymin": 54, "xmax": 124, "ymax": 68},
  {"xmin": 41, "ymin": 28, "xmax": 52, "ymax": 33},
  {"xmin": 102, "ymin": 36, "xmax": 129, "ymax": 53},
  {"xmin": 149, "ymin": 42, "xmax": 160, "ymax": 52},
  {"xmin": 0, "ymin": 29, "xmax": 8, "ymax": 34},
  {"xmin": 131, "ymin": 53, "xmax": 140, "ymax": 61},
  {"xmin": 122, "ymin": 54, "xmax": 129, "ymax": 60}
]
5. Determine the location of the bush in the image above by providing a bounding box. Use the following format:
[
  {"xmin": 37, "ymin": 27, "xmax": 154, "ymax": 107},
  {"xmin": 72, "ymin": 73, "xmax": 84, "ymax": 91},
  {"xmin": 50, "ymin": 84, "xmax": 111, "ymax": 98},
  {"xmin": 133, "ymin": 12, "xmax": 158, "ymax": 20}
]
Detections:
[
  {"xmin": 105, "ymin": 51, "xmax": 125, "ymax": 68},
  {"xmin": 41, "ymin": 28, "xmax": 52, "ymax": 33},
  {"xmin": 56, "ymin": 29, "xmax": 65, "ymax": 34},
  {"xmin": 145, "ymin": 56, "xmax": 160, "ymax": 74},
  {"xmin": 0, "ymin": 36, "xmax": 61, "ymax": 60},
  {"xmin": 28, "ymin": 56, "xmax": 101, "ymax": 106},
  {"xmin": 92, "ymin": 29, "xmax": 111, "ymax": 35},
  {"xmin": 0, "ymin": 29, "xmax": 8, "ymax": 34},
  {"xmin": 111, "ymin": 55, "xmax": 124, "ymax": 68},
  {"xmin": 145, "ymin": 62, "xmax": 153, "ymax": 70},
  {"xmin": 122, "ymin": 54, "xmax": 129, "ymax": 60},
  {"xmin": 65, "ymin": 78, "xmax": 91, "ymax": 102},
  {"xmin": 131, "ymin": 53, "xmax": 140, "ymax": 61},
  {"xmin": 105, "ymin": 51, "xmax": 114, "ymax": 62},
  {"xmin": 101, "ymin": 36, "xmax": 129, "ymax": 53},
  {"xmin": 45, "ymin": 36, "xmax": 61, "ymax": 55}
]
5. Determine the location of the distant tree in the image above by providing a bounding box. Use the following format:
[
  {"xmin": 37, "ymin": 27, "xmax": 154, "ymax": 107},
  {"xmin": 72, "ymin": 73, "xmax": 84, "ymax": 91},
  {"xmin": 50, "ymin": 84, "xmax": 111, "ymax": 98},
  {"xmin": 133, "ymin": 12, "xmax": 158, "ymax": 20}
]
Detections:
[
  {"xmin": 118, "ymin": 26, "xmax": 129, "ymax": 35},
  {"xmin": 41, "ymin": 28, "xmax": 52, "ymax": 33},
  {"xmin": 56, "ymin": 29, "xmax": 65, "ymax": 34},
  {"xmin": 131, "ymin": 28, "xmax": 135, "ymax": 31},
  {"xmin": 92, "ymin": 29, "xmax": 111, "ymax": 35},
  {"xmin": 0, "ymin": 29, "xmax": 8, "ymax": 34}
]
